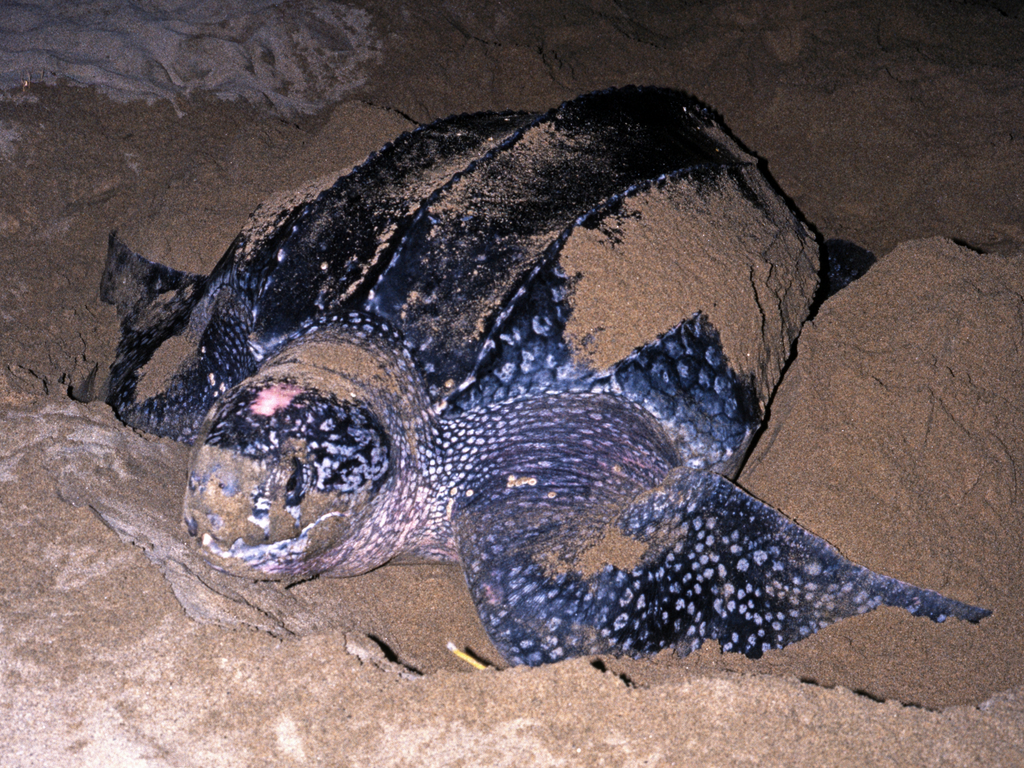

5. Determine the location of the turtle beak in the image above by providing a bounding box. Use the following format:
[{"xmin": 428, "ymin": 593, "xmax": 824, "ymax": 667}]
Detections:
[
  {"xmin": 184, "ymin": 443, "xmax": 300, "ymax": 549},
  {"xmin": 184, "ymin": 446, "xmax": 318, "ymax": 578},
  {"xmin": 184, "ymin": 447, "xmax": 255, "ymax": 543}
]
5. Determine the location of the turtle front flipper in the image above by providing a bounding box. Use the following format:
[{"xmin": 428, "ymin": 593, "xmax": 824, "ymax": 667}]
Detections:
[{"xmin": 455, "ymin": 460, "xmax": 990, "ymax": 666}]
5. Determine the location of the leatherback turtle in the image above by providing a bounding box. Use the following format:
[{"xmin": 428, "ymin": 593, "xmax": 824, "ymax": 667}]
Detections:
[{"xmin": 100, "ymin": 86, "xmax": 988, "ymax": 665}]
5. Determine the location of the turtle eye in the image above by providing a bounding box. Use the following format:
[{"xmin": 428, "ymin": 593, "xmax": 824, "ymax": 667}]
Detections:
[{"xmin": 284, "ymin": 457, "xmax": 305, "ymax": 509}]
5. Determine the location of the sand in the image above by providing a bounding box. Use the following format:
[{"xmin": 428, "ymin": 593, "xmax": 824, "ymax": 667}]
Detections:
[{"xmin": 1, "ymin": 1, "xmax": 1022, "ymax": 765}]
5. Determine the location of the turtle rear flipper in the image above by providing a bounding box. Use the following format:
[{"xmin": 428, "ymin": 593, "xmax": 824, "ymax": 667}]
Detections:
[{"xmin": 457, "ymin": 463, "xmax": 989, "ymax": 666}]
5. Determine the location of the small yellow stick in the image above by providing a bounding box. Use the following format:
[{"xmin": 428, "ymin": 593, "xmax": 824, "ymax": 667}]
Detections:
[{"xmin": 446, "ymin": 642, "xmax": 489, "ymax": 670}]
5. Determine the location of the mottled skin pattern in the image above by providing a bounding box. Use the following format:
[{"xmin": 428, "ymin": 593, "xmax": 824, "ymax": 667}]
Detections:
[{"xmin": 101, "ymin": 87, "xmax": 989, "ymax": 666}]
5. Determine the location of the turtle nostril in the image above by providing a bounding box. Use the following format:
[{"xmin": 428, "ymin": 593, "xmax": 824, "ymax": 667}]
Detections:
[{"xmin": 248, "ymin": 506, "xmax": 271, "ymax": 540}]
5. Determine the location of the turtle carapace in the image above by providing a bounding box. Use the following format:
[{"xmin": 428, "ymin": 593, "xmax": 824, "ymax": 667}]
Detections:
[{"xmin": 101, "ymin": 87, "xmax": 989, "ymax": 666}]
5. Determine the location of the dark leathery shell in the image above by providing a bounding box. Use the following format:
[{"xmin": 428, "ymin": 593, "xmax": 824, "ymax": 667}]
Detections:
[
  {"xmin": 103, "ymin": 109, "xmax": 536, "ymax": 440},
  {"xmin": 367, "ymin": 87, "xmax": 747, "ymax": 387}
]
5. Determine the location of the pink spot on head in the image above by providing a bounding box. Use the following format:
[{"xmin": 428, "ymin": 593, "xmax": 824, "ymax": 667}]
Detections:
[{"xmin": 251, "ymin": 384, "xmax": 304, "ymax": 416}]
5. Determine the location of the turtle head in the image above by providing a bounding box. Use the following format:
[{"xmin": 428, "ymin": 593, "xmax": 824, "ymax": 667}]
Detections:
[{"xmin": 183, "ymin": 314, "xmax": 444, "ymax": 579}]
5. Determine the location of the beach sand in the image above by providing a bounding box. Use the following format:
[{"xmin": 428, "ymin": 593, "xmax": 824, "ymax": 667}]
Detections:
[{"xmin": 1, "ymin": 1, "xmax": 1022, "ymax": 764}]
